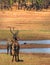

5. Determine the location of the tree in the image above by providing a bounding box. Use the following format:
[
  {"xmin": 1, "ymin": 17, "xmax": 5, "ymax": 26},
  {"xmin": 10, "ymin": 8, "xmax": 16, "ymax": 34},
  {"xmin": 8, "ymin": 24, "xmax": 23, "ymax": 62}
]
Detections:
[
  {"xmin": 36, "ymin": 0, "xmax": 42, "ymax": 10},
  {"xmin": 8, "ymin": 0, "xmax": 13, "ymax": 10}
]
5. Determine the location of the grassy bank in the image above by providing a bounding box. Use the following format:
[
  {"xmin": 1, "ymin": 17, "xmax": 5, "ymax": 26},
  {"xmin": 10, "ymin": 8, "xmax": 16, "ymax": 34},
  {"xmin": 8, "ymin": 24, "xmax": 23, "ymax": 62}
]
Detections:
[
  {"xmin": 0, "ymin": 53, "xmax": 50, "ymax": 65},
  {"xmin": 0, "ymin": 30, "xmax": 50, "ymax": 40}
]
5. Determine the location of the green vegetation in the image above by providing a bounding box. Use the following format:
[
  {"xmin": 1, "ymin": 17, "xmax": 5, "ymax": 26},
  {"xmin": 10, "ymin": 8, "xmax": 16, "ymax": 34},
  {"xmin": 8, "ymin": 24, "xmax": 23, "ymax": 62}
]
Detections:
[
  {"xmin": 39, "ymin": 30, "xmax": 50, "ymax": 33},
  {"xmin": 36, "ymin": 0, "xmax": 42, "ymax": 4},
  {"xmin": 9, "ymin": 0, "xmax": 13, "ymax": 5},
  {"xmin": 0, "ymin": 0, "xmax": 50, "ymax": 10}
]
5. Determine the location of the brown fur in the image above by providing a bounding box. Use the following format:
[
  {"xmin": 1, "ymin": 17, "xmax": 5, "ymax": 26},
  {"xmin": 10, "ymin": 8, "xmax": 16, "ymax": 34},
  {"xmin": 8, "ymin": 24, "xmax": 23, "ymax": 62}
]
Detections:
[{"xmin": 11, "ymin": 40, "xmax": 20, "ymax": 62}]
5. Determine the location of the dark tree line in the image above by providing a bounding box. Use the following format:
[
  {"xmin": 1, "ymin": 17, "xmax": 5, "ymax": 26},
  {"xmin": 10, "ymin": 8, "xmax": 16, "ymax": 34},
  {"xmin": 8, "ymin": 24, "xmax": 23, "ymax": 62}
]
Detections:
[{"xmin": 0, "ymin": 0, "xmax": 50, "ymax": 10}]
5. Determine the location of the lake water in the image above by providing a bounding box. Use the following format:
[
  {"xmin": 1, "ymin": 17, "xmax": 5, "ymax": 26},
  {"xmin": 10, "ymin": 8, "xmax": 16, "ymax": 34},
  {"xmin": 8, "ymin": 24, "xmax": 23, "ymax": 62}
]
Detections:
[
  {"xmin": 0, "ymin": 40, "xmax": 50, "ymax": 53},
  {"xmin": 0, "ymin": 40, "xmax": 50, "ymax": 45},
  {"xmin": 0, "ymin": 48, "xmax": 50, "ymax": 53},
  {"xmin": 18, "ymin": 40, "xmax": 50, "ymax": 44}
]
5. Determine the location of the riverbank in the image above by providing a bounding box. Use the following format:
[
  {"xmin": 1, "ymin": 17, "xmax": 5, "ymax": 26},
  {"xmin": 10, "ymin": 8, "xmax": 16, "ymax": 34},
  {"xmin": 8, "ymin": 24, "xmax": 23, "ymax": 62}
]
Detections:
[
  {"xmin": 0, "ymin": 53, "xmax": 50, "ymax": 65},
  {"xmin": 0, "ymin": 10, "xmax": 50, "ymax": 40},
  {"xmin": 0, "ymin": 30, "xmax": 50, "ymax": 40}
]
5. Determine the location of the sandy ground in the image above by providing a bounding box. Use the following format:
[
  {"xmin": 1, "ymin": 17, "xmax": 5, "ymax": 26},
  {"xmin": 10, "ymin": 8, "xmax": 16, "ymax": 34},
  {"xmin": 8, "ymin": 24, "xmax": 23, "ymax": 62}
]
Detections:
[
  {"xmin": 0, "ymin": 10, "xmax": 50, "ymax": 30},
  {"xmin": 0, "ymin": 53, "xmax": 50, "ymax": 65}
]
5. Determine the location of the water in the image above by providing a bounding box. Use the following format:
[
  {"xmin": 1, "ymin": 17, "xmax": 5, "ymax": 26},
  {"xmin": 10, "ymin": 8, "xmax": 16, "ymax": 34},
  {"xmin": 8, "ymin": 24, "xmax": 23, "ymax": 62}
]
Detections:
[
  {"xmin": 0, "ymin": 49, "xmax": 7, "ymax": 53},
  {"xmin": 20, "ymin": 48, "xmax": 50, "ymax": 53},
  {"xmin": 0, "ymin": 40, "xmax": 50, "ymax": 53},
  {"xmin": 0, "ymin": 40, "xmax": 7, "ymax": 45},
  {"xmin": 18, "ymin": 40, "xmax": 50, "ymax": 44},
  {"xmin": 0, "ymin": 48, "xmax": 50, "ymax": 53},
  {"xmin": 0, "ymin": 40, "xmax": 50, "ymax": 45}
]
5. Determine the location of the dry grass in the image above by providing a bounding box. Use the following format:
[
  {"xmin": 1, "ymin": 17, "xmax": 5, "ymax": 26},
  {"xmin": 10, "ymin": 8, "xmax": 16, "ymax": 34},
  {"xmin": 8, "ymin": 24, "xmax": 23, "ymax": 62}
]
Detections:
[
  {"xmin": 0, "ymin": 30, "xmax": 50, "ymax": 40},
  {"xmin": 0, "ymin": 53, "xmax": 50, "ymax": 65}
]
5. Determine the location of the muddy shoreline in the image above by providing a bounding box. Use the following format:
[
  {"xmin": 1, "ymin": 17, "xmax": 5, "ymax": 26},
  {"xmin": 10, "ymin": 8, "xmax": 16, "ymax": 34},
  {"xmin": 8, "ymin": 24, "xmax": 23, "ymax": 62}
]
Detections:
[{"xmin": 0, "ymin": 44, "xmax": 50, "ymax": 49}]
